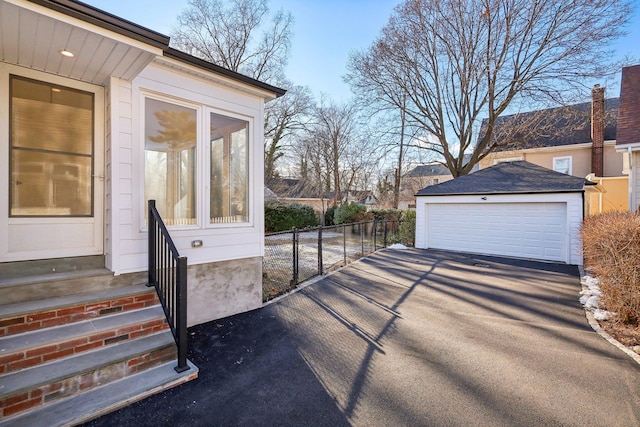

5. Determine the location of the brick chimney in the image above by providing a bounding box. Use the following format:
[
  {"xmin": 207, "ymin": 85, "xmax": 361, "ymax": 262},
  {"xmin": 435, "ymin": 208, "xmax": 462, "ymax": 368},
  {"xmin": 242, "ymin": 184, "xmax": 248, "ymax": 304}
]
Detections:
[{"xmin": 591, "ymin": 84, "xmax": 605, "ymax": 177}]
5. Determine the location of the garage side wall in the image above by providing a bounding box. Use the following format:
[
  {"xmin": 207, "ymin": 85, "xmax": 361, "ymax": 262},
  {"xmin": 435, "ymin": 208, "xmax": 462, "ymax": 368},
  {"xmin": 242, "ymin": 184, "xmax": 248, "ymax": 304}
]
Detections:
[{"xmin": 415, "ymin": 193, "xmax": 584, "ymax": 265}]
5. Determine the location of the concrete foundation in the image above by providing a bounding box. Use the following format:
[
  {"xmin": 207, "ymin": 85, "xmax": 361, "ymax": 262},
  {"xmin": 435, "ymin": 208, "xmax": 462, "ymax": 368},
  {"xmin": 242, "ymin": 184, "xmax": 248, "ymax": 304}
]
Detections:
[{"xmin": 187, "ymin": 257, "xmax": 262, "ymax": 327}]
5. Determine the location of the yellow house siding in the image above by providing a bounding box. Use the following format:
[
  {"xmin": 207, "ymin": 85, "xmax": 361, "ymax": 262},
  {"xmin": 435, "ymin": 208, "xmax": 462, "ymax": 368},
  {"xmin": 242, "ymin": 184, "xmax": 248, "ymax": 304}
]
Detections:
[{"xmin": 482, "ymin": 142, "xmax": 624, "ymax": 178}]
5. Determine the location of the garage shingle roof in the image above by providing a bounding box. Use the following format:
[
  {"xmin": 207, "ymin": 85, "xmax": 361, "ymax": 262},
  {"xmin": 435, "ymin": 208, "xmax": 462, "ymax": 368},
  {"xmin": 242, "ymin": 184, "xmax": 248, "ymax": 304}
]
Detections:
[{"xmin": 415, "ymin": 161, "xmax": 592, "ymax": 196}]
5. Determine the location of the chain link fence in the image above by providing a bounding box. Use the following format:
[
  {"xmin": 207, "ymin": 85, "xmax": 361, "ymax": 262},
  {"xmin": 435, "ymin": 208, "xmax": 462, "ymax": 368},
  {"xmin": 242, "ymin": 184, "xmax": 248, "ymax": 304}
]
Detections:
[{"xmin": 263, "ymin": 219, "xmax": 412, "ymax": 302}]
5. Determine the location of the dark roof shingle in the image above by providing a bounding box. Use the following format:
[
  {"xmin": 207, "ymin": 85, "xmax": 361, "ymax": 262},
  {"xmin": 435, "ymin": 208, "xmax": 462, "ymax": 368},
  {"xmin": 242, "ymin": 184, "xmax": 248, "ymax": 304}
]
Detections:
[
  {"xmin": 478, "ymin": 99, "xmax": 618, "ymax": 151},
  {"xmin": 415, "ymin": 161, "xmax": 591, "ymax": 196},
  {"xmin": 404, "ymin": 163, "xmax": 451, "ymax": 178}
]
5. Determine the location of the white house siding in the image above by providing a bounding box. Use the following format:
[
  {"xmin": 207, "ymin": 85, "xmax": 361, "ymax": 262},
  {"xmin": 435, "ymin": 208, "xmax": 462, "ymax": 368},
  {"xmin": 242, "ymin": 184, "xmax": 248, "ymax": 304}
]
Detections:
[
  {"xmin": 415, "ymin": 193, "xmax": 584, "ymax": 265},
  {"xmin": 109, "ymin": 60, "xmax": 268, "ymax": 324}
]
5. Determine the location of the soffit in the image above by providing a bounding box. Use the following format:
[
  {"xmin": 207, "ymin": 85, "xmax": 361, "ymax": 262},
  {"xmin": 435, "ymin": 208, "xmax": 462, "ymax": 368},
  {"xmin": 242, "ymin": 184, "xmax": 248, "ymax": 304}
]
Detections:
[{"xmin": 0, "ymin": 0, "xmax": 162, "ymax": 84}]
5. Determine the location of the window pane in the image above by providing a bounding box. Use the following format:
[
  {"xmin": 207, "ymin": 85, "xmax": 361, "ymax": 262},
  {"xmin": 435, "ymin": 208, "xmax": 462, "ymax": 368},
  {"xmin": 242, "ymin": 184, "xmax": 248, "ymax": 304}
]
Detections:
[
  {"xmin": 210, "ymin": 113, "xmax": 249, "ymax": 223},
  {"xmin": 554, "ymin": 158, "xmax": 570, "ymax": 175},
  {"xmin": 10, "ymin": 76, "xmax": 93, "ymax": 217},
  {"xmin": 145, "ymin": 98, "xmax": 196, "ymax": 225}
]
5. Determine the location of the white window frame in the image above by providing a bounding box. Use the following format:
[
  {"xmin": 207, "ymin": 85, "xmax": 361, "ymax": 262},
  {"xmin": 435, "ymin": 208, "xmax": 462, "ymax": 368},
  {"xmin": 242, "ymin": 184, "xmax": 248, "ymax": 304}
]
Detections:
[
  {"xmin": 138, "ymin": 90, "xmax": 254, "ymax": 231},
  {"xmin": 204, "ymin": 107, "xmax": 253, "ymax": 229},
  {"xmin": 553, "ymin": 156, "xmax": 572, "ymax": 175}
]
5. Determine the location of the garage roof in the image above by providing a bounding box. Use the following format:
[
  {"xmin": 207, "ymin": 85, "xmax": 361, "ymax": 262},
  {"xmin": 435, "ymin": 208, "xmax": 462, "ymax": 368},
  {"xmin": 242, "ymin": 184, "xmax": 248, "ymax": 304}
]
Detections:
[{"xmin": 415, "ymin": 161, "xmax": 593, "ymax": 196}]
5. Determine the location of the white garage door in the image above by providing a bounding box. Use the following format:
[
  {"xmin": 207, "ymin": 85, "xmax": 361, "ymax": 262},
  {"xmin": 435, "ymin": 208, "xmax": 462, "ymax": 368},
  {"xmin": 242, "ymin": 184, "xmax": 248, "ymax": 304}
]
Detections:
[{"xmin": 426, "ymin": 202, "xmax": 567, "ymax": 262}]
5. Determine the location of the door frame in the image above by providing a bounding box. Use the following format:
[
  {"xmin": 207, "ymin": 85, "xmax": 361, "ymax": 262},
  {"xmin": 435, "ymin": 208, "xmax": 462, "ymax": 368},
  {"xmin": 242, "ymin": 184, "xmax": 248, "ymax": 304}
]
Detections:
[{"xmin": 0, "ymin": 63, "xmax": 104, "ymax": 262}]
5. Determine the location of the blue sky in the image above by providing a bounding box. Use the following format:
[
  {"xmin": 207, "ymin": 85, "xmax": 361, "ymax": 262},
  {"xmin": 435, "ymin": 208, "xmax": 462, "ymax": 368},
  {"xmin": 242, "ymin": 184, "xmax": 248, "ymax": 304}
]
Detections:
[{"xmin": 86, "ymin": 0, "xmax": 640, "ymax": 102}]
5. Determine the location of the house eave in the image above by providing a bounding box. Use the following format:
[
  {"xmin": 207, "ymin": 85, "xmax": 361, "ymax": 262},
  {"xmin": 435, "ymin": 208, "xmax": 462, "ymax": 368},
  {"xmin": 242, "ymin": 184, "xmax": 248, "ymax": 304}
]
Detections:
[
  {"xmin": 160, "ymin": 48, "xmax": 287, "ymax": 101},
  {"xmin": 616, "ymin": 142, "xmax": 640, "ymax": 152},
  {"xmin": 26, "ymin": 0, "xmax": 170, "ymax": 48},
  {"xmin": 415, "ymin": 189, "xmax": 586, "ymax": 197}
]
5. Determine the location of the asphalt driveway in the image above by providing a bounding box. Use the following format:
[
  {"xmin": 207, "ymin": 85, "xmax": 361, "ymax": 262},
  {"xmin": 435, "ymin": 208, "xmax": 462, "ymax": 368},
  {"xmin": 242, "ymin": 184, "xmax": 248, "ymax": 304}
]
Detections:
[{"xmin": 85, "ymin": 249, "xmax": 640, "ymax": 426}]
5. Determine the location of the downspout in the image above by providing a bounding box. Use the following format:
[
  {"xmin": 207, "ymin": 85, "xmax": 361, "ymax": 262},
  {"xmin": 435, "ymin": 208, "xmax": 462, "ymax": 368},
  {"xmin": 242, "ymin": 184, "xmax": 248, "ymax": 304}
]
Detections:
[{"xmin": 629, "ymin": 147, "xmax": 634, "ymax": 212}]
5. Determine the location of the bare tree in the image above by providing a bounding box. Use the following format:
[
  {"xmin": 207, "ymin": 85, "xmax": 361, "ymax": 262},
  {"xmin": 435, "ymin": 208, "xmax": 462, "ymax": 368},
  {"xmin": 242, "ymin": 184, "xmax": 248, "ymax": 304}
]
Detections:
[
  {"xmin": 264, "ymin": 82, "xmax": 314, "ymax": 179},
  {"xmin": 347, "ymin": 0, "xmax": 633, "ymax": 177},
  {"xmin": 310, "ymin": 100, "xmax": 360, "ymax": 205},
  {"xmin": 172, "ymin": 0, "xmax": 293, "ymax": 83}
]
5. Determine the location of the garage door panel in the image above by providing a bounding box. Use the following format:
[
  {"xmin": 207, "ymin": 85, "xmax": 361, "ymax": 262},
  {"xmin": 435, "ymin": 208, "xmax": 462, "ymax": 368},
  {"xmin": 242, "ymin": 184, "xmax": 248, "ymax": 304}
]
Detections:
[{"xmin": 427, "ymin": 202, "xmax": 566, "ymax": 262}]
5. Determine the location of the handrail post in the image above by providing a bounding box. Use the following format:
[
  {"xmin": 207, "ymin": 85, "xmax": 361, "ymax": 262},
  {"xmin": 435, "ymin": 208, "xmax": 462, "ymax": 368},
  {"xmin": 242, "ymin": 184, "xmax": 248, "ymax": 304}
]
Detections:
[
  {"xmin": 148, "ymin": 200, "xmax": 156, "ymax": 287},
  {"xmin": 175, "ymin": 256, "xmax": 189, "ymax": 372}
]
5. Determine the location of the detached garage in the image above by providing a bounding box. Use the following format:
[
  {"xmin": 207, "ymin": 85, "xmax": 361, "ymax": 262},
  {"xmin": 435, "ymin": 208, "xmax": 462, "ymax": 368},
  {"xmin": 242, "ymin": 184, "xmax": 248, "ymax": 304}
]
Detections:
[{"xmin": 415, "ymin": 161, "xmax": 593, "ymax": 265}]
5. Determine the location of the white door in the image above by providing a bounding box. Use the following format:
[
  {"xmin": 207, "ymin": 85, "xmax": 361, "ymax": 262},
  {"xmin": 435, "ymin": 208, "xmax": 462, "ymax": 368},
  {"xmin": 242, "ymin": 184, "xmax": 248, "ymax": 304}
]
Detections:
[
  {"xmin": 425, "ymin": 202, "xmax": 567, "ymax": 262},
  {"xmin": 0, "ymin": 69, "xmax": 104, "ymax": 262}
]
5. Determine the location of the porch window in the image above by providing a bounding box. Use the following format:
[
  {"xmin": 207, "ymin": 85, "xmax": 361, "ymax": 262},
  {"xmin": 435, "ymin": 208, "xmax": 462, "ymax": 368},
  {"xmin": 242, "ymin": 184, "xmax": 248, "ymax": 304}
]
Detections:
[
  {"xmin": 210, "ymin": 113, "xmax": 249, "ymax": 224},
  {"xmin": 9, "ymin": 75, "xmax": 94, "ymax": 217},
  {"xmin": 144, "ymin": 98, "xmax": 197, "ymax": 225}
]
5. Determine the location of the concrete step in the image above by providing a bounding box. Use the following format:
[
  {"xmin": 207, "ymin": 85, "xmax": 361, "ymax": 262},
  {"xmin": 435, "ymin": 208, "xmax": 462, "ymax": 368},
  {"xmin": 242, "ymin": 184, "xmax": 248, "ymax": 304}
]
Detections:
[
  {"xmin": 0, "ymin": 331, "xmax": 180, "ymax": 421},
  {"xmin": 0, "ymin": 306, "xmax": 168, "ymax": 375},
  {"xmin": 0, "ymin": 359, "xmax": 198, "ymax": 427},
  {"xmin": 0, "ymin": 269, "xmax": 148, "ymax": 306},
  {"xmin": 0, "ymin": 285, "xmax": 158, "ymax": 337}
]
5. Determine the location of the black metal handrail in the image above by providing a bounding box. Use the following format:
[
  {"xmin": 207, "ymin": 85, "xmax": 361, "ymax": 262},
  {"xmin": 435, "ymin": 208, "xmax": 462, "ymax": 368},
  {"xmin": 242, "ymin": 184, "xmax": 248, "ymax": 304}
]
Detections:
[{"xmin": 148, "ymin": 200, "xmax": 189, "ymax": 373}]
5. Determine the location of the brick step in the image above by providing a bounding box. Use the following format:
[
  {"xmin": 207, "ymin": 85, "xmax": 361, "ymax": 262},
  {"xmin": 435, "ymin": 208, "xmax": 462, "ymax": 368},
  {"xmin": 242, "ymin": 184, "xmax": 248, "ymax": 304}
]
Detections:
[
  {"xmin": 0, "ymin": 331, "xmax": 179, "ymax": 421},
  {"xmin": 0, "ymin": 285, "xmax": 159, "ymax": 338},
  {"xmin": 0, "ymin": 359, "xmax": 198, "ymax": 427},
  {"xmin": 0, "ymin": 306, "xmax": 168, "ymax": 375}
]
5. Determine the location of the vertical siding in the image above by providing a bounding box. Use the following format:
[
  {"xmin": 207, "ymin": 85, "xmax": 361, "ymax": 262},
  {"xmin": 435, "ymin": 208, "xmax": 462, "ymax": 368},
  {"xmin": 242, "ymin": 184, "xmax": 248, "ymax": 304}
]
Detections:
[
  {"xmin": 104, "ymin": 82, "xmax": 112, "ymax": 270},
  {"xmin": 108, "ymin": 77, "xmax": 134, "ymax": 274}
]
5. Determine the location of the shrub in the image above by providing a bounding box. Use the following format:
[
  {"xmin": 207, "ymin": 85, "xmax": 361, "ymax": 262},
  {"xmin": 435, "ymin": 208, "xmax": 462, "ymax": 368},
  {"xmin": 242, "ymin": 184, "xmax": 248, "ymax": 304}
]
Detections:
[
  {"xmin": 265, "ymin": 202, "xmax": 319, "ymax": 232},
  {"xmin": 370, "ymin": 209, "xmax": 402, "ymax": 222},
  {"xmin": 387, "ymin": 209, "xmax": 416, "ymax": 246},
  {"xmin": 333, "ymin": 202, "xmax": 368, "ymax": 225},
  {"xmin": 581, "ymin": 212, "xmax": 640, "ymax": 323},
  {"xmin": 324, "ymin": 204, "xmax": 337, "ymax": 226}
]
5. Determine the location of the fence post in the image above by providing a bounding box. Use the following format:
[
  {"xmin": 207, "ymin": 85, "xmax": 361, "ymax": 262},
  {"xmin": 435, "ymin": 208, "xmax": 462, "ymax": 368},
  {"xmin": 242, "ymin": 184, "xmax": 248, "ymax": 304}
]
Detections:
[
  {"xmin": 174, "ymin": 256, "xmax": 189, "ymax": 372},
  {"xmin": 373, "ymin": 219, "xmax": 377, "ymax": 251},
  {"xmin": 384, "ymin": 219, "xmax": 388, "ymax": 248},
  {"xmin": 361, "ymin": 222, "xmax": 364, "ymax": 256},
  {"xmin": 318, "ymin": 225, "xmax": 323, "ymax": 276},
  {"xmin": 343, "ymin": 224, "xmax": 347, "ymax": 266},
  {"xmin": 147, "ymin": 200, "xmax": 156, "ymax": 288},
  {"xmin": 292, "ymin": 228, "xmax": 299, "ymax": 285}
]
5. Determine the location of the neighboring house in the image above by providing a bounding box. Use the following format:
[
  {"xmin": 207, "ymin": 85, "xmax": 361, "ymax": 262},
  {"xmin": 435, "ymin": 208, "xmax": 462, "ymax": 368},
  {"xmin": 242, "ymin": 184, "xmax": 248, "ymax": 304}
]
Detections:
[
  {"xmin": 616, "ymin": 64, "xmax": 640, "ymax": 212},
  {"xmin": 0, "ymin": 0, "xmax": 284, "ymax": 422},
  {"xmin": 415, "ymin": 161, "xmax": 592, "ymax": 265},
  {"xmin": 399, "ymin": 163, "xmax": 453, "ymax": 209},
  {"xmin": 478, "ymin": 86, "xmax": 627, "ymax": 214},
  {"xmin": 266, "ymin": 177, "xmax": 378, "ymax": 216},
  {"xmin": 266, "ymin": 177, "xmax": 328, "ymax": 215}
]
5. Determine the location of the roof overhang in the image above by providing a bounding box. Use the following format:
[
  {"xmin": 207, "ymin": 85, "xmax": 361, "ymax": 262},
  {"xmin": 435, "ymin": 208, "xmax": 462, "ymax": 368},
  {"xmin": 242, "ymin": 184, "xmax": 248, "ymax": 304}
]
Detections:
[
  {"xmin": 415, "ymin": 189, "xmax": 586, "ymax": 198},
  {"xmin": 159, "ymin": 48, "xmax": 286, "ymax": 101},
  {"xmin": 616, "ymin": 142, "xmax": 640, "ymax": 152},
  {"xmin": 1, "ymin": 0, "xmax": 166, "ymax": 84}
]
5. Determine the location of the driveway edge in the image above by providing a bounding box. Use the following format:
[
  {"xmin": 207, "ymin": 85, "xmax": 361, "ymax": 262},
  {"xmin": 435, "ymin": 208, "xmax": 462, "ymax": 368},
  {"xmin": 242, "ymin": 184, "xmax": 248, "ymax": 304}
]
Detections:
[{"xmin": 578, "ymin": 266, "xmax": 640, "ymax": 366}]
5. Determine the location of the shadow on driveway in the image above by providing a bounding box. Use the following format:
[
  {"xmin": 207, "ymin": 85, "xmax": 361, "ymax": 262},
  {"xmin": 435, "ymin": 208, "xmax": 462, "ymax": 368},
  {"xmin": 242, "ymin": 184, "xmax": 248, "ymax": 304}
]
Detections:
[{"xmin": 84, "ymin": 249, "xmax": 640, "ymax": 426}]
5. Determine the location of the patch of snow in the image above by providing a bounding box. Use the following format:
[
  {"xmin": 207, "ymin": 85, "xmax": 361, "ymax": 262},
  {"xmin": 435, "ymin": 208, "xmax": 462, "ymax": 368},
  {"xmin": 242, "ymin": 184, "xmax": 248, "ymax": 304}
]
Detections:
[
  {"xmin": 388, "ymin": 244, "xmax": 408, "ymax": 250},
  {"xmin": 593, "ymin": 309, "xmax": 614, "ymax": 321},
  {"xmin": 580, "ymin": 273, "xmax": 616, "ymax": 320}
]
